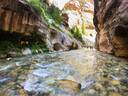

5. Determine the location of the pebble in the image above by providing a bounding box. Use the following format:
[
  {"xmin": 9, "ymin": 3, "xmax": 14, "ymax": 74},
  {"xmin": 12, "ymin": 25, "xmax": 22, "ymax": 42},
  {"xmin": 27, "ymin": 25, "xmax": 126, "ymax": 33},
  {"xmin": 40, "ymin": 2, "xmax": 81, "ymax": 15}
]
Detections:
[
  {"xmin": 0, "ymin": 49, "xmax": 128, "ymax": 96},
  {"xmin": 110, "ymin": 80, "xmax": 120, "ymax": 85},
  {"xmin": 18, "ymin": 89, "xmax": 28, "ymax": 96}
]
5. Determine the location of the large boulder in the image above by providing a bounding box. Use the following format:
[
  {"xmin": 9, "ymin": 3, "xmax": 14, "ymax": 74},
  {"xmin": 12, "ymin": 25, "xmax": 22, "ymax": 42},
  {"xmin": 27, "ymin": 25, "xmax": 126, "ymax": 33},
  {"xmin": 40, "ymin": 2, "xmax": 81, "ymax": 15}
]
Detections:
[{"xmin": 94, "ymin": 0, "xmax": 128, "ymax": 57}]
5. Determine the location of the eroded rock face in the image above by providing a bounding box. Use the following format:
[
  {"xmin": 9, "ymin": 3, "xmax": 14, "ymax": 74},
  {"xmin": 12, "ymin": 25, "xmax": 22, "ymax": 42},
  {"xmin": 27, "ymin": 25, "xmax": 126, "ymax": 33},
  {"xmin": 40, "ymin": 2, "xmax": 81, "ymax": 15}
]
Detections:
[
  {"xmin": 0, "ymin": 0, "xmax": 41, "ymax": 35},
  {"xmin": 39, "ymin": 28, "xmax": 81, "ymax": 51},
  {"xmin": 94, "ymin": 0, "xmax": 128, "ymax": 57},
  {"xmin": 0, "ymin": 0, "xmax": 81, "ymax": 52}
]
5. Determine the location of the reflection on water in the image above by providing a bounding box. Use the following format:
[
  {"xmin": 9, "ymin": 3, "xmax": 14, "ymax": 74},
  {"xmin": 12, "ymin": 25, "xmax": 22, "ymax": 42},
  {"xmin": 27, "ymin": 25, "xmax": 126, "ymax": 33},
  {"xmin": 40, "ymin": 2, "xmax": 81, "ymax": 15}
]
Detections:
[{"xmin": 0, "ymin": 49, "xmax": 128, "ymax": 96}]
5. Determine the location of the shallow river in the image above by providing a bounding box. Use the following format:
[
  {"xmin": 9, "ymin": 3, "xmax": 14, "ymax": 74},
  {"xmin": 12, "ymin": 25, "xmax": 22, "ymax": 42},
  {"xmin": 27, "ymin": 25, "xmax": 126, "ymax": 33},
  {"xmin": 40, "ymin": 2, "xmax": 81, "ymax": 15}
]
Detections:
[{"xmin": 0, "ymin": 49, "xmax": 128, "ymax": 96}]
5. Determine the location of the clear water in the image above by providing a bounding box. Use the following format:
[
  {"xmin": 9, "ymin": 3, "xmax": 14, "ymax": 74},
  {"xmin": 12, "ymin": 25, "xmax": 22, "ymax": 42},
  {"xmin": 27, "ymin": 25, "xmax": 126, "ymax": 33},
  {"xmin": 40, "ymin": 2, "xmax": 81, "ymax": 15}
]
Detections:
[{"xmin": 0, "ymin": 49, "xmax": 128, "ymax": 96}]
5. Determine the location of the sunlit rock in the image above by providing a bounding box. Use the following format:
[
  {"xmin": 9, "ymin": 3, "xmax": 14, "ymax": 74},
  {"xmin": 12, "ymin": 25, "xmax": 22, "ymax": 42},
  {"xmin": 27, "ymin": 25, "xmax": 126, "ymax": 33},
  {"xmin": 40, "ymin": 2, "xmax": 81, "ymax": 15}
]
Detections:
[
  {"xmin": 64, "ymin": 11, "xmax": 82, "ymax": 28},
  {"xmin": 46, "ymin": 0, "xmax": 70, "ymax": 10}
]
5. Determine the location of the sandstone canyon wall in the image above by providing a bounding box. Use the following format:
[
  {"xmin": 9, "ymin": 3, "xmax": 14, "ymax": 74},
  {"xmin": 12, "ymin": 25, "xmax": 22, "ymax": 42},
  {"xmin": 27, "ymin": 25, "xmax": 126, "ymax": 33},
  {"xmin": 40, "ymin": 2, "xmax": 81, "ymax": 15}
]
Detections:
[
  {"xmin": 94, "ymin": 0, "xmax": 128, "ymax": 57},
  {"xmin": 0, "ymin": 0, "xmax": 81, "ymax": 51},
  {"xmin": 0, "ymin": 0, "xmax": 41, "ymax": 35}
]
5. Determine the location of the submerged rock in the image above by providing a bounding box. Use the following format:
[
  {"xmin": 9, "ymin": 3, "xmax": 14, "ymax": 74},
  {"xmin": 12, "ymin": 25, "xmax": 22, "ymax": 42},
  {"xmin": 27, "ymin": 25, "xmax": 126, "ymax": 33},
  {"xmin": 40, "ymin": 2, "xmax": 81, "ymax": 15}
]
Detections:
[
  {"xmin": 0, "ymin": 49, "xmax": 128, "ymax": 96},
  {"xmin": 56, "ymin": 79, "xmax": 81, "ymax": 91}
]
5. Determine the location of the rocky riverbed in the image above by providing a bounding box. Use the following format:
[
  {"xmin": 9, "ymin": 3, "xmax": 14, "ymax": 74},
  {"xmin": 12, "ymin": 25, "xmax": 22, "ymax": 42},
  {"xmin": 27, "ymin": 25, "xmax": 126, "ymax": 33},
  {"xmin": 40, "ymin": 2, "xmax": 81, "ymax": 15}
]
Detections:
[{"xmin": 0, "ymin": 49, "xmax": 128, "ymax": 96}]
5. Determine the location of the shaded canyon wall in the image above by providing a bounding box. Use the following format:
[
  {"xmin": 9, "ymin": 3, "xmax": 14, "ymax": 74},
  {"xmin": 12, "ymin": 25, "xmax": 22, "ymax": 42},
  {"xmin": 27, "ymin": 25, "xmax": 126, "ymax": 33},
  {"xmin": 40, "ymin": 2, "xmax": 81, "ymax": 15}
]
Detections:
[
  {"xmin": 0, "ymin": 0, "xmax": 41, "ymax": 35},
  {"xmin": 94, "ymin": 0, "xmax": 128, "ymax": 57}
]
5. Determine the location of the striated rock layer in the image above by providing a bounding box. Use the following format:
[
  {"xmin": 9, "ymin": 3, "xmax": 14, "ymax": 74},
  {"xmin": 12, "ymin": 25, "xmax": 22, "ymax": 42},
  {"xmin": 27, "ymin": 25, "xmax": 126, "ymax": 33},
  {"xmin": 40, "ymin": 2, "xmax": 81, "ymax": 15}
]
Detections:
[
  {"xmin": 0, "ymin": 0, "xmax": 41, "ymax": 35},
  {"xmin": 94, "ymin": 0, "xmax": 128, "ymax": 57},
  {"xmin": 0, "ymin": 0, "xmax": 81, "ymax": 51}
]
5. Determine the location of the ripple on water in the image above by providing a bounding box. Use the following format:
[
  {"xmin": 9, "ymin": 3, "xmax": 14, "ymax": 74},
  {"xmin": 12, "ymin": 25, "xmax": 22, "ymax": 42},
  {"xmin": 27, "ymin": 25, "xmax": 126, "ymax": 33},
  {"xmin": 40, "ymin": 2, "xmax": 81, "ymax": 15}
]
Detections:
[
  {"xmin": 32, "ymin": 69, "xmax": 53, "ymax": 78},
  {"xmin": 0, "ymin": 49, "xmax": 128, "ymax": 96}
]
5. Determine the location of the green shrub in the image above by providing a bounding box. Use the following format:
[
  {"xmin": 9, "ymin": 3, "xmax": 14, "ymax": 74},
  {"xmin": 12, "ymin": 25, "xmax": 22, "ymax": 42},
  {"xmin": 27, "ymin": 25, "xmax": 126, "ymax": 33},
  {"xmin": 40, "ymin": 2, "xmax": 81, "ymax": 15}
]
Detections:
[
  {"xmin": 27, "ymin": 0, "xmax": 63, "ymax": 25},
  {"xmin": 47, "ymin": 6, "xmax": 63, "ymax": 24},
  {"xmin": 70, "ymin": 23, "xmax": 86, "ymax": 41}
]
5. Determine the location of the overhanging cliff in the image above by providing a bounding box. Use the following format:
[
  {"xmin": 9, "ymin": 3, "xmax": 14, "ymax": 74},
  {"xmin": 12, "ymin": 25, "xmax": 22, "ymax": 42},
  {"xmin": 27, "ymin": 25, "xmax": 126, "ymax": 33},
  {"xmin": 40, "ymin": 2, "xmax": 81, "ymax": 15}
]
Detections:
[
  {"xmin": 0, "ymin": 0, "xmax": 41, "ymax": 35},
  {"xmin": 94, "ymin": 0, "xmax": 128, "ymax": 57}
]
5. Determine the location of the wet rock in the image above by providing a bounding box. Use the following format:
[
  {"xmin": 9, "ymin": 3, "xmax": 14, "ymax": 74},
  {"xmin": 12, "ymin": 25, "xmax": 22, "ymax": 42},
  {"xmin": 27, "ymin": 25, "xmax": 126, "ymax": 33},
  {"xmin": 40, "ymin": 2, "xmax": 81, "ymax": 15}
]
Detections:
[
  {"xmin": 94, "ymin": 83, "xmax": 104, "ymax": 91},
  {"xmin": 30, "ymin": 59, "xmax": 39, "ymax": 64},
  {"xmin": 0, "ymin": 49, "xmax": 128, "ymax": 96},
  {"xmin": 56, "ymin": 79, "xmax": 81, "ymax": 92},
  {"xmin": 120, "ymin": 79, "xmax": 128, "ymax": 85},
  {"xmin": 21, "ymin": 48, "xmax": 32, "ymax": 55},
  {"xmin": 6, "ymin": 57, "xmax": 12, "ymax": 61},
  {"xmin": 88, "ymin": 89, "xmax": 96, "ymax": 95},
  {"xmin": 110, "ymin": 80, "xmax": 120, "ymax": 86},
  {"xmin": 53, "ymin": 43, "xmax": 67, "ymax": 51},
  {"xmin": 7, "ymin": 52, "xmax": 17, "ymax": 58},
  {"xmin": 0, "ymin": 54, "xmax": 7, "ymax": 59},
  {"xmin": 2, "ymin": 89, "xmax": 19, "ymax": 96},
  {"xmin": 109, "ymin": 92, "xmax": 122, "ymax": 96},
  {"xmin": 18, "ymin": 89, "xmax": 28, "ymax": 96},
  {"xmin": 7, "ymin": 51, "xmax": 22, "ymax": 58}
]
